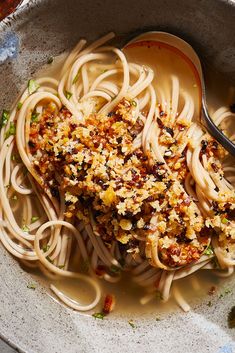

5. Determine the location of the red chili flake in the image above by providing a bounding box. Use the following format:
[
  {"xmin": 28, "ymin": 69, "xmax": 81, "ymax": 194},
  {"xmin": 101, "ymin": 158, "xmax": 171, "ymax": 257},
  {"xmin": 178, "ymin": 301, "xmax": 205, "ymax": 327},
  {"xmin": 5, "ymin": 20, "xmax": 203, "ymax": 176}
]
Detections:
[
  {"xmin": 178, "ymin": 124, "xmax": 185, "ymax": 131},
  {"xmin": 103, "ymin": 294, "xmax": 115, "ymax": 314},
  {"xmin": 95, "ymin": 265, "xmax": 106, "ymax": 277},
  {"xmin": 208, "ymin": 286, "xmax": 216, "ymax": 295},
  {"xmin": 211, "ymin": 163, "xmax": 219, "ymax": 172}
]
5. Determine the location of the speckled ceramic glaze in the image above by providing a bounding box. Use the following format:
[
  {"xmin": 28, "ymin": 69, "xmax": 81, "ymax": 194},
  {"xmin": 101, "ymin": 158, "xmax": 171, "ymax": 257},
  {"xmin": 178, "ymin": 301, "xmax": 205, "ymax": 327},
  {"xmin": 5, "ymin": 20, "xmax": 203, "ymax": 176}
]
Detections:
[{"xmin": 0, "ymin": 1, "xmax": 235, "ymax": 352}]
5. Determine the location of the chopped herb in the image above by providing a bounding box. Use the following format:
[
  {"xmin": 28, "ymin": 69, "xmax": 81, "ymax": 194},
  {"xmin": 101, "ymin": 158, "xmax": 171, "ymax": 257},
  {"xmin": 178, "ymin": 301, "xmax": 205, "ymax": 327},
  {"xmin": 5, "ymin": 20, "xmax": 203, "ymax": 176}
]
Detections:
[
  {"xmin": 101, "ymin": 69, "xmax": 108, "ymax": 74},
  {"xmin": 72, "ymin": 71, "xmax": 80, "ymax": 84},
  {"xmin": 0, "ymin": 109, "xmax": 10, "ymax": 128},
  {"xmin": 204, "ymin": 245, "xmax": 214, "ymax": 256},
  {"xmin": 80, "ymin": 259, "xmax": 89, "ymax": 274},
  {"xmin": 17, "ymin": 102, "xmax": 23, "ymax": 111},
  {"xmin": 228, "ymin": 306, "xmax": 235, "ymax": 328},
  {"xmin": 155, "ymin": 317, "xmax": 161, "ymax": 321},
  {"xmin": 28, "ymin": 79, "xmax": 40, "ymax": 95},
  {"xmin": 5, "ymin": 122, "xmax": 16, "ymax": 139},
  {"xmin": 128, "ymin": 320, "xmax": 136, "ymax": 328},
  {"xmin": 46, "ymin": 256, "xmax": 53, "ymax": 263},
  {"xmin": 131, "ymin": 100, "xmax": 137, "ymax": 107},
  {"xmin": 47, "ymin": 56, "xmax": 54, "ymax": 64},
  {"xmin": 31, "ymin": 216, "xmax": 39, "ymax": 223},
  {"xmin": 4, "ymin": 184, "xmax": 10, "ymax": 188},
  {"xmin": 221, "ymin": 217, "xmax": 229, "ymax": 224},
  {"xmin": 12, "ymin": 195, "xmax": 18, "ymax": 201},
  {"xmin": 110, "ymin": 265, "xmax": 121, "ymax": 274},
  {"xmin": 27, "ymin": 283, "xmax": 36, "ymax": 290},
  {"xmin": 156, "ymin": 291, "xmax": 163, "ymax": 300},
  {"xmin": 225, "ymin": 289, "xmax": 232, "ymax": 295},
  {"xmin": 31, "ymin": 111, "xmax": 40, "ymax": 122},
  {"xmin": 22, "ymin": 225, "xmax": 29, "ymax": 233},
  {"xmin": 65, "ymin": 90, "xmax": 73, "ymax": 100},
  {"xmin": 42, "ymin": 244, "xmax": 50, "ymax": 253},
  {"xmin": 11, "ymin": 154, "xmax": 21, "ymax": 162},
  {"xmin": 219, "ymin": 288, "xmax": 232, "ymax": 298},
  {"xmin": 58, "ymin": 264, "xmax": 65, "ymax": 269},
  {"xmin": 207, "ymin": 301, "xmax": 212, "ymax": 307},
  {"xmin": 92, "ymin": 312, "xmax": 105, "ymax": 320}
]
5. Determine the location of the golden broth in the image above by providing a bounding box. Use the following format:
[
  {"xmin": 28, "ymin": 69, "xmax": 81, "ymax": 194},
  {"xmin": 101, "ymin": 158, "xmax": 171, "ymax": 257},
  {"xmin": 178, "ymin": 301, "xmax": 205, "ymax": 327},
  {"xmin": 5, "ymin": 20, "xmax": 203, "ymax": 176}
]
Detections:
[{"xmin": 19, "ymin": 40, "xmax": 235, "ymax": 317}]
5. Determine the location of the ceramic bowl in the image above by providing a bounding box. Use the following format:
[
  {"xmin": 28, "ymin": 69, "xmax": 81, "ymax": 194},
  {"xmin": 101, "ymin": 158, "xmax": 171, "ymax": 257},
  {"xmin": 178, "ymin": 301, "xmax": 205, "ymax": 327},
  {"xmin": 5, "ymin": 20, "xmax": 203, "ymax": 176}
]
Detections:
[{"xmin": 0, "ymin": 1, "xmax": 235, "ymax": 352}]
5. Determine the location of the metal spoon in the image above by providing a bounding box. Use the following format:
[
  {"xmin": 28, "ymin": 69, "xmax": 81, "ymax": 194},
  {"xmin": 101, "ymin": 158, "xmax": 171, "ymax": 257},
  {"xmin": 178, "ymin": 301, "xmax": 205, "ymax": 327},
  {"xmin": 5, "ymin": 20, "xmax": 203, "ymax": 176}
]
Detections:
[{"xmin": 124, "ymin": 31, "xmax": 235, "ymax": 156}]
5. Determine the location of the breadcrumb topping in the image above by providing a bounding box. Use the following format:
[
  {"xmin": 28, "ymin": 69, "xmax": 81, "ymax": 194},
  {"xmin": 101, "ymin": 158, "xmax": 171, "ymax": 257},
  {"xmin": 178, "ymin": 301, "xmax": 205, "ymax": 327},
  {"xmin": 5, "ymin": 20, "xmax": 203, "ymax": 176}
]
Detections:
[{"xmin": 29, "ymin": 99, "xmax": 213, "ymax": 268}]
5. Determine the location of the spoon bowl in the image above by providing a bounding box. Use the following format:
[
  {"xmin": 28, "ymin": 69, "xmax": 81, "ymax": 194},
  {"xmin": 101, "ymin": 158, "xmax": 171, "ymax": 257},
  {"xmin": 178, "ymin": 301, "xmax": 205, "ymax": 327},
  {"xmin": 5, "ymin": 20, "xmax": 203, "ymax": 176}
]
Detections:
[{"xmin": 124, "ymin": 31, "xmax": 235, "ymax": 156}]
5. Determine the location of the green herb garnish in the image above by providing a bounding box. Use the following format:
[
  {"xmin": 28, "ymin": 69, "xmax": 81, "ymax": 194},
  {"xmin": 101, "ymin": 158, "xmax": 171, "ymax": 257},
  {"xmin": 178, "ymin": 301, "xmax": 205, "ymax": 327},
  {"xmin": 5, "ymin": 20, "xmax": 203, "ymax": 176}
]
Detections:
[
  {"xmin": 204, "ymin": 245, "xmax": 214, "ymax": 256},
  {"xmin": 65, "ymin": 90, "xmax": 73, "ymax": 100},
  {"xmin": 31, "ymin": 216, "xmax": 39, "ymax": 223},
  {"xmin": 72, "ymin": 71, "xmax": 80, "ymax": 84},
  {"xmin": 131, "ymin": 100, "xmax": 137, "ymax": 107},
  {"xmin": 5, "ymin": 122, "xmax": 16, "ymax": 139},
  {"xmin": 156, "ymin": 291, "xmax": 163, "ymax": 300},
  {"xmin": 11, "ymin": 154, "xmax": 21, "ymax": 162},
  {"xmin": 80, "ymin": 259, "xmax": 89, "ymax": 274},
  {"xmin": 221, "ymin": 218, "xmax": 229, "ymax": 224},
  {"xmin": 27, "ymin": 283, "xmax": 36, "ymax": 290},
  {"xmin": 155, "ymin": 317, "xmax": 161, "ymax": 321},
  {"xmin": 128, "ymin": 320, "xmax": 136, "ymax": 328},
  {"xmin": 219, "ymin": 288, "xmax": 232, "ymax": 298},
  {"xmin": 47, "ymin": 56, "xmax": 54, "ymax": 64},
  {"xmin": 207, "ymin": 301, "xmax": 212, "ymax": 307},
  {"xmin": 22, "ymin": 225, "xmax": 29, "ymax": 233},
  {"xmin": 228, "ymin": 306, "xmax": 235, "ymax": 328},
  {"xmin": 92, "ymin": 312, "xmax": 105, "ymax": 320},
  {"xmin": 28, "ymin": 79, "xmax": 40, "ymax": 95},
  {"xmin": 31, "ymin": 111, "xmax": 40, "ymax": 122},
  {"xmin": 17, "ymin": 102, "xmax": 23, "ymax": 111},
  {"xmin": 110, "ymin": 265, "xmax": 121, "ymax": 274},
  {"xmin": 12, "ymin": 195, "xmax": 18, "ymax": 201},
  {"xmin": 46, "ymin": 256, "xmax": 53, "ymax": 263},
  {"xmin": 0, "ymin": 109, "xmax": 10, "ymax": 128},
  {"xmin": 42, "ymin": 244, "xmax": 50, "ymax": 253},
  {"xmin": 58, "ymin": 265, "xmax": 65, "ymax": 269}
]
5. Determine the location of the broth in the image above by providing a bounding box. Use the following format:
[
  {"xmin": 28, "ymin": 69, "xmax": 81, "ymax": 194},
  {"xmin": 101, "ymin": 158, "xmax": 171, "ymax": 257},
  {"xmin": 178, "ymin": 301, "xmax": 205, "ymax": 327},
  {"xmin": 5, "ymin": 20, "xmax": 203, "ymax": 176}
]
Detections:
[{"xmin": 16, "ymin": 39, "xmax": 235, "ymax": 316}]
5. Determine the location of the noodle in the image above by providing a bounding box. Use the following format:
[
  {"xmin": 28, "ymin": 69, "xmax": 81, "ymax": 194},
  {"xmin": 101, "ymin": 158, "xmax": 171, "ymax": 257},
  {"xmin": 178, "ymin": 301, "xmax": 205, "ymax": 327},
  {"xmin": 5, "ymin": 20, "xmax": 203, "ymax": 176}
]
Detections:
[{"xmin": 0, "ymin": 32, "xmax": 234, "ymax": 313}]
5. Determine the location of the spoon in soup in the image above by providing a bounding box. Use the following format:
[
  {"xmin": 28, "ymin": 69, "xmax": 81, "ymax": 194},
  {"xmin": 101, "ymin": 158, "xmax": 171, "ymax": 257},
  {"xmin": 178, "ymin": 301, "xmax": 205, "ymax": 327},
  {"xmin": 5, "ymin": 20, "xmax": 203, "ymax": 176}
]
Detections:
[{"xmin": 123, "ymin": 31, "xmax": 235, "ymax": 157}]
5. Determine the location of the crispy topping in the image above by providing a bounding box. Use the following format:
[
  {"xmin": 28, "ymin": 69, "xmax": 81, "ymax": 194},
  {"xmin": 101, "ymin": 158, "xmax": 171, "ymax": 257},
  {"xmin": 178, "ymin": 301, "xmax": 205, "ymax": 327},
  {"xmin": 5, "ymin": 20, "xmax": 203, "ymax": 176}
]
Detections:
[{"xmin": 29, "ymin": 99, "xmax": 210, "ymax": 268}]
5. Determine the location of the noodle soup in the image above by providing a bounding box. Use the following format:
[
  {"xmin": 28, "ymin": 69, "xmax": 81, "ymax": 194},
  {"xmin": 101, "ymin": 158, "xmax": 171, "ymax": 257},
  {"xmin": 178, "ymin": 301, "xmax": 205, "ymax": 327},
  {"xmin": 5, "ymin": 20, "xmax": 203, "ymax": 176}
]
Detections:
[{"xmin": 0, "ymin": 32, "xmax": 234, "ymax": 316}]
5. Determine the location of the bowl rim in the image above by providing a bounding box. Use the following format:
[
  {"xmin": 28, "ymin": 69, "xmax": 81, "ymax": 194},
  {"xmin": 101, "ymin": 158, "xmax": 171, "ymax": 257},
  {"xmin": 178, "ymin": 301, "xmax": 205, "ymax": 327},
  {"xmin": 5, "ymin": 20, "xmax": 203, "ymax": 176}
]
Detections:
[{"xmin": 1, "ymin": 1, "xmax": 235, "ymax": 352}]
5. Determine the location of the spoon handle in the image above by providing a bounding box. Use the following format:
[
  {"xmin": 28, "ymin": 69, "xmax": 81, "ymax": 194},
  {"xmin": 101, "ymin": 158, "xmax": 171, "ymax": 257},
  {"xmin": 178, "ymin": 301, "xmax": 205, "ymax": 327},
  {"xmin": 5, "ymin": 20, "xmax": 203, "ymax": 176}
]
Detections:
[{"xmin": 202, "ymin": 99, "xmax": 235, "ymax": 157}]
